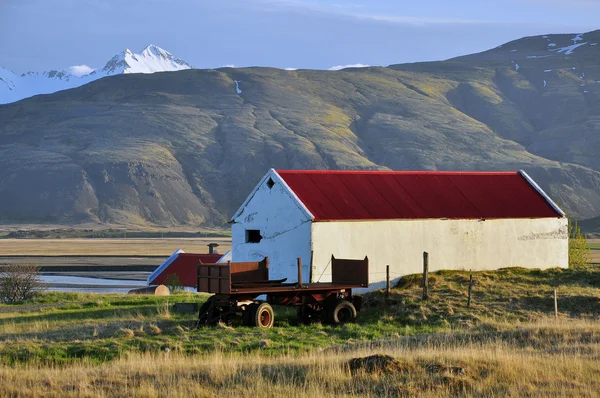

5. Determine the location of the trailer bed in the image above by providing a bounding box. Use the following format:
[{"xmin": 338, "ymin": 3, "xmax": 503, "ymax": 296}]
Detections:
[
  {"xmin": 197, "ymin": 256, "xmax": 368, "ymax": 296},
  {"xmin": 196, "ymin": 256, "xmax": 369, "ymax": 328},
  {"xmin": 229, "ymin": 281, "xmax": 362, "ymax": 294}
]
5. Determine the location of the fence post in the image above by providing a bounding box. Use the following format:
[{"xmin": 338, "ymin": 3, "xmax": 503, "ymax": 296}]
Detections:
[
  {"xmin": 422, "ymin": 252, "xmax": 429, "ymax": 300},
  {"xmin": 385, "ymin": 265, "xmax": 390, "ymax": 299},
  {"xmin": 309, "ymin": 250, "xmax": 314, "ymax": 283},
  {"xmin": 467, "ymin": 274, "xmax": 473, "ymax": 308},
  {"xmin": 297, "ymin": 257, "xmax": 303, "ymax": 288},
  {"xmin": 554, "ymin": 288, "xmax": 558, "ymax": 319}
]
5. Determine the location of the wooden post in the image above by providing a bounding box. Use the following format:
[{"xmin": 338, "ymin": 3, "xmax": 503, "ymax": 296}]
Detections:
[
  {"xmin": 422, "ymin": 252, "xmax": 429, "ymax": 300},
  {"xmin": 309, "ymin": 250, "xmax": 314, "ymax": 283},
  {"xmin": 297, "ymin": 257, "xmax": 303, "ymax": 288},
  {"xmin": 385, "ymin": 265, "xmax": 390, "ymax": 299},
  {"xmin": 467, "ymin": 274, "xmax": 473, "ymax": 308},
  {"xmin": 554, "ymin": 289, "xmax": 558, "ymax": 319}
]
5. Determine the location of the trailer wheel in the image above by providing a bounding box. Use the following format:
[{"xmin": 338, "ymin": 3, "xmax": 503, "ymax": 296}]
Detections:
[
  {"xmin": 197, "ymin": 296, "xmax": 215, "ymax": 325},
  {"xmin": 328, "ymin": 300, "xmax": 357, "ymax": 325},
  {"xmin": 251, "ymin": 302, "xmax": 275, "ymax": 328}
]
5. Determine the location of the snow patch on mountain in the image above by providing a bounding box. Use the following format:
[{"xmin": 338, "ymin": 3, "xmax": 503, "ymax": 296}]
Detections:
[
  {"xmin": 555, "ymin": 42, "xmax": 587, "ymax": 56},
  {"xmin": 328, "ymin": 64, "xmax": 370, "ymax": 71},
  {"xmin": 69, "ymin": 65, "xmax": 94, "ymax": 77},
  {"xmin": 0, "ymin": 45, "xmax": 192, "ymax": 104}
]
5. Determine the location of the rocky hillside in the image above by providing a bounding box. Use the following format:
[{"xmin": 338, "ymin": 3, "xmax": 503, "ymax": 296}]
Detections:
[{"xmin": 0, "ymin": 30, "xmax": 599, "ymax": 227}]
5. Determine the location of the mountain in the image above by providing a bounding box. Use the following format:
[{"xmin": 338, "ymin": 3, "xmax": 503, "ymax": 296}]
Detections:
[
  {"xmin": 0, "ymin": 30, "xmax": 599, "ymax": 228},
  {"xmin": 580, "ymin": 216, "xmax": 600, "ymax": 237},
  {"xmin": 0, "ymin": 45, "xmax": 192, "ymax": 104}
]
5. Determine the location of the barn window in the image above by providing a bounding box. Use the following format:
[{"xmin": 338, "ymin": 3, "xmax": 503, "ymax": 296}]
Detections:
[
  {"xmin": 246, "ymin": 229, "xmax": 262, "ymax": 243},
  {"xmin": 266, "ymin": 178, "xmax": 275, "ymax": 189}
]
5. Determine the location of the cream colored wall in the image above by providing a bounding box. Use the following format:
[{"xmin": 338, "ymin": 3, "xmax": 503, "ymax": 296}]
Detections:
[{"xmin": 311, "ymin": 218, "xmax": 568, "ymax": 291}]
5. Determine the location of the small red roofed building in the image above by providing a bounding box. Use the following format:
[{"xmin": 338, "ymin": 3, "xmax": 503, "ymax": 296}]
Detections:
[{"xmin": 147, "ymin": 245, "xmax": 228, "ymax": 289}]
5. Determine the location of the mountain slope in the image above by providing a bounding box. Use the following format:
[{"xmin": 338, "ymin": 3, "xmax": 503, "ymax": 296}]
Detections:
[
  {"xmin": 0, "ymin": 31, "xmax": 599, "ymax": 227},
  {"xmin": 0, "ymin": 45, "xmax": 192, "ymax": 104}
]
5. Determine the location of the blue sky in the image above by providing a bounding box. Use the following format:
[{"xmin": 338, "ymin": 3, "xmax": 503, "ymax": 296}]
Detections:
[{"xmin": 1, "ymin": 0, "xmax": 598, "ymax": 73}]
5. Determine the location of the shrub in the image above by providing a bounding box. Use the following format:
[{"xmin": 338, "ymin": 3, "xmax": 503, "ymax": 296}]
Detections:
[
  {"xmin": 0, "ymin": 265, "xmax": 43, "ymax": 304},
  {"xmin": 165, "ymin": 274, "xmax": 184, "ymax": 293},
  {"xmin": 569, "ymin": 220, "xmax": 591, "ymax": 269}
]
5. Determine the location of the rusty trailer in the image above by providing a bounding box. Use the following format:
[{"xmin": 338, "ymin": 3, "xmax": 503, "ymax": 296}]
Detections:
[{"xmin": 196, "ymin": 256, "xmax": 368, "ymax": 328}]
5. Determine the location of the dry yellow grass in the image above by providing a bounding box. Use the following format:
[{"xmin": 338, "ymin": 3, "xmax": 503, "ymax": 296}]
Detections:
[
  {"xmin": 0, "ymin": 320, "xmax": 599, "ymax": 397},
  {"xmin": 0, "ymin": 238, "xmax": 231, "ymax": 256}
]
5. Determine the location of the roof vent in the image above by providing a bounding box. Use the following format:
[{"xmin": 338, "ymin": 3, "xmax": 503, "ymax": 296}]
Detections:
[{"xmin": 266, "ymin": 177, "xmax": 275, "ymax": 189}]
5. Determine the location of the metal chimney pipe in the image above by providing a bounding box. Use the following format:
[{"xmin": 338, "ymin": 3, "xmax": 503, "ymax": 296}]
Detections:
[{"xmin": 208, "ymin": 243, "xmax": 219, "ymax": 254}]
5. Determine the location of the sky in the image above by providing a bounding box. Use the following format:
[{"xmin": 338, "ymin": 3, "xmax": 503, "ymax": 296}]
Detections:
[{"xmin": 0, "ymin": 0, "xmax": 598, "ymax": 74}]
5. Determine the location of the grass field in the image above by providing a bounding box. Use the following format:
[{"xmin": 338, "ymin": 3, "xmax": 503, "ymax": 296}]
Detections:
[
  {"xmin": 0, "ymin": 238, "xmax": 232, "ymax": 256},
  {"xmin": 1, "ymin": 321, "xmax": 599, "ymax": 397},
  {"xmin": 0, "ymin": 267, "xmax": 599, "ymax": 396}
]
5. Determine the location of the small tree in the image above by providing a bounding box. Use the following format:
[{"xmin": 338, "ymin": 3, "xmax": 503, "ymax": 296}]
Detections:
[
  {"xmin": 0, "ymin": 265, "xmax": 43, "ymax": 304},
  {"xmin": 165, "ymin": 274, "xmax": 184, "ymax": 293},
  {"xmin": 569, "ymin": 220, "xmax": 591, "ymax": 269}
]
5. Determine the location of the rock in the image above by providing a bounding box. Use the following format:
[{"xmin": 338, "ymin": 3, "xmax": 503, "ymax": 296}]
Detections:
[
  {"xmin": 172, "ymin": 303, "xmax": 199, "ymax": 313},
  {"xmin": 347, "ymin": 354, "xmax": 409, "ymax": 374},
  {"xmin": 259, "ymin": 339, "xmax": 270, "ymax": 348}
]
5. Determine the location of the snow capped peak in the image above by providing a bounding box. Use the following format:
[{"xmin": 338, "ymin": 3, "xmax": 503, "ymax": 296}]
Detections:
[
  {"xmin": 100, "ymin": 45, "xmax": 192, "ymax": 76},
  {"xmin": 140, "ymin": 44, "xmax": 172, "ymax": 59},
  {"xmin": 0, "ymin": 45, "xmax": 193, "ymax": 104}
]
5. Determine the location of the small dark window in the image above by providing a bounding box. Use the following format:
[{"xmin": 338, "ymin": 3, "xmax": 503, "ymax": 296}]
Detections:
[
  {"xmin": 266, "ymin": 178, "xmax": 275, "ymax": 189},
  {"xmin": 246, "ymin": 229, "xmax": 262, "ymax": 243}
]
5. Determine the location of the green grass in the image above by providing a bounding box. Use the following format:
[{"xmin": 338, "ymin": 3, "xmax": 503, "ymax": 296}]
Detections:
[{"xmin": 1, "ymin": 267, "xmax": 599, "ymax": 366}]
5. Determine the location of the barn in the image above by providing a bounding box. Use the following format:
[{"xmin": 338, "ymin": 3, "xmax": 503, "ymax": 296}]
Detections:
[{"xmin": 231, "ymin": 169, "xmax": 568, "ymax": 290}]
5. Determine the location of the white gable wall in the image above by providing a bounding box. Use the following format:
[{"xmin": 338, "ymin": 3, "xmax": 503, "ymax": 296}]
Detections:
[
  {"xmin": 311, "ymin": 217, "xmax": 568, "ymax": 291},
  {"xmin": 231, "ymin": 172, "xmax": 312, "ymax": 282}
]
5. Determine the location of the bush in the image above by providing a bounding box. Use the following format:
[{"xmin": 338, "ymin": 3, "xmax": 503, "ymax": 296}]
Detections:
[
  {"xmin": 569, "ymin": 220, "xmax": 591, "ymax": 269},
  {"xmin": 165, "ymin": 274, "xmax": 184, "ymax": 293},
  {"xmin": 0, "ymin": 265, "xmax": 43, "ymax": 304}
]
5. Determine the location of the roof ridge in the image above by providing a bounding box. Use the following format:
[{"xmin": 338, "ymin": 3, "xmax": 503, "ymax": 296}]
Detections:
[{"xmin": 276, "ymin": 170, "xmax": 518, "ymax": 175}]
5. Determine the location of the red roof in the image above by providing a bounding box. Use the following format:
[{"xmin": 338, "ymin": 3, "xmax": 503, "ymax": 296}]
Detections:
[
  {"xmin": 149, "ymin": 253, "xmax": 222, "ymax": 287},
  {"xmin": 275, "ymin": 170, "xmax": 562, "ymax": 221}
]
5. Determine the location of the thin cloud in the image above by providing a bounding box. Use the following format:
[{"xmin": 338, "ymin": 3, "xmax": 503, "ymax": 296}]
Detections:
[
  {"xmin": 69, "ymin": 65, "xmax": 94, "ymax": 76},
  {"xmin": 259, "ymin": 1, "xmax": 511, "ymax": 25},
  {"xmin": 357, "ymin": 14, "xmax": 509, "ymax": 25},
  {"xmin": 259, "ymin": 0, "xmax": 581, "ymax": 25},
  {"xmin": 328, "ymin": 64, "xmax": 370, "ymax": 71}
]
